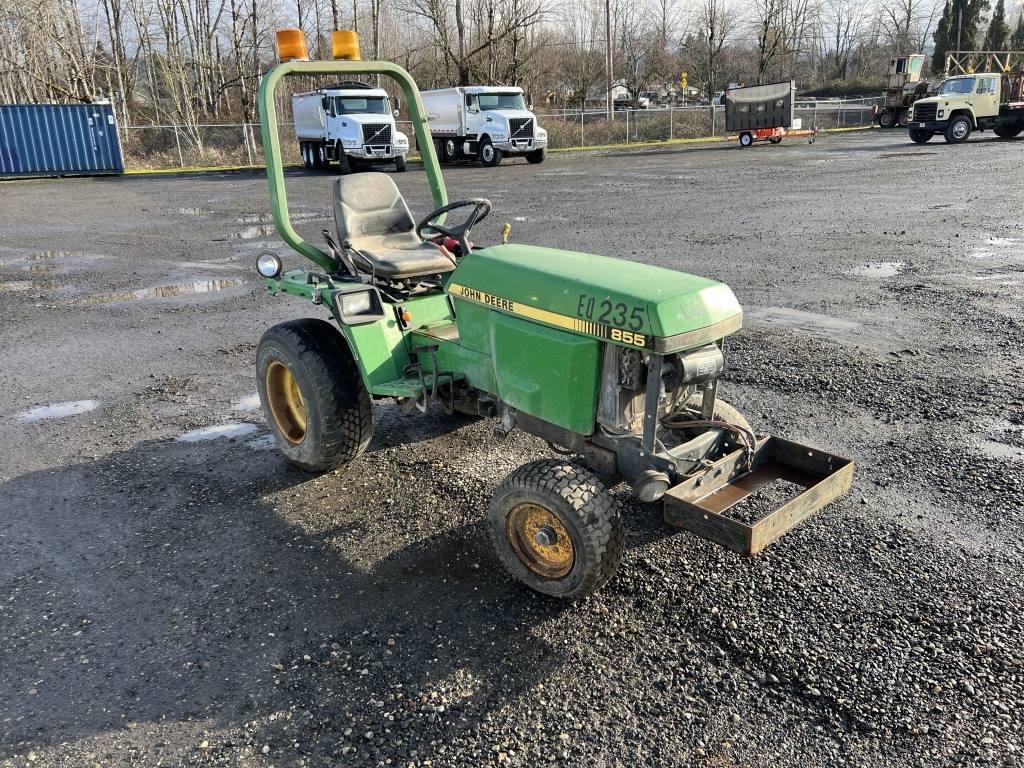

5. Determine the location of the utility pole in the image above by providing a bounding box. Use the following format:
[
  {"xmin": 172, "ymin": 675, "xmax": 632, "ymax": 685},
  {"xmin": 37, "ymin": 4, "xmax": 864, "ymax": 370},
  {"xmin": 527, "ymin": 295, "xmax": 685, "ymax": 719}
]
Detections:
[{"xmin": 605, "ymin": 0, "xmax": 613, "ymax": 121}]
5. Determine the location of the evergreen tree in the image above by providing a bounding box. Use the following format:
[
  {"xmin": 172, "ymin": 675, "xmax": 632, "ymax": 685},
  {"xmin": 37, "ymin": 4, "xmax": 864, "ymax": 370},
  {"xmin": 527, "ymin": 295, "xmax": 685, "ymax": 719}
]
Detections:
[
  {"xmin": 983, "ymin": 0, "xmax": 1009, "ymax": 49},
  {"xmin": 1011, "ymin": 12, "xmax": 1024, "ymax": 49},
  {"xmin": 933, "ymin": 1, "xmax": 952, "ymax": 72}
]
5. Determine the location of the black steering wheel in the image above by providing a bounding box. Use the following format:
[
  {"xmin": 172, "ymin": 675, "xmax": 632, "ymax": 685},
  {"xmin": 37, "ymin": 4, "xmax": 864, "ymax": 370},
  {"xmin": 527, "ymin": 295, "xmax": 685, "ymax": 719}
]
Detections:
[{"xmin": 416, "ymin": 198, "xmax": 491, "ymax": 258}]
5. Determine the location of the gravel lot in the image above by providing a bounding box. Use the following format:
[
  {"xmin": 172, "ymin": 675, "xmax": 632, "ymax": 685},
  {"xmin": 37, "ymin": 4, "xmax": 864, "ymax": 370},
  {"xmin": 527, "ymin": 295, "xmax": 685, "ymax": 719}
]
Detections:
[{"xmin": 2, "ymin": 130, "xmax": 1023, "ymax": 767}]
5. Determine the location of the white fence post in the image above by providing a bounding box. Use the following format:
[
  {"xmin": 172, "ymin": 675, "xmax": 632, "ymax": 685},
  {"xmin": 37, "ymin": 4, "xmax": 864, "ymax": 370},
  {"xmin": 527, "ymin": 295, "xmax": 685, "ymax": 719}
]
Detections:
[
  {"xmin": 172, "ymin": 123, "xmax": 184, "ymax": 167},
  {"xmin": 580, "ymin": 110, "xmax": 584, "ymax": 147},
  {"xmin": 670, "ymin": 105, "xmax": 674, "ymax": 140},
  {"xmin": 625, "ymin": 109, "xmax": 629, "ymax": 144},
  {"xmin": 243, "ymin": 123, "xmax": 254, "ymax": 165}
]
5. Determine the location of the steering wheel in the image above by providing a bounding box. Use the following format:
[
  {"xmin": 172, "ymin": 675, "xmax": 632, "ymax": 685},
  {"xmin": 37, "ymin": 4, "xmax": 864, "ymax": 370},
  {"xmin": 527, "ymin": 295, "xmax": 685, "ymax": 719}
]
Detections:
[{"xmin": 416, "ymin": 198, "xmax": 491, "ymax": 258}]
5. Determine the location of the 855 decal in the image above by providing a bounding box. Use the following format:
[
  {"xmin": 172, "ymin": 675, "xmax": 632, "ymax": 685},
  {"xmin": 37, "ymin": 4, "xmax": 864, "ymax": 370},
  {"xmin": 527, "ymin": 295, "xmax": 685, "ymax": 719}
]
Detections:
[{"xmin": 576, "ymin": 294, "xmax": 652, "ymax": 348}]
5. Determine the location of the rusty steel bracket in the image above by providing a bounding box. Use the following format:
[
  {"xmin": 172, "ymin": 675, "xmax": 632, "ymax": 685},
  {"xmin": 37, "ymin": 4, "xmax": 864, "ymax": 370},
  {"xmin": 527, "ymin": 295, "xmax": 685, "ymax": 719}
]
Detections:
[{"xmin": 663, "ymin": 436, "xmax": 854, "ymax": 555}]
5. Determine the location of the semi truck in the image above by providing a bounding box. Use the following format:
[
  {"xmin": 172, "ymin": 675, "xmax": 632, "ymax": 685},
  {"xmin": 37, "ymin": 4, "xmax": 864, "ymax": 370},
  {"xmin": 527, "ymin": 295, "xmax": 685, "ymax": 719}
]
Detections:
[
  {"xmin": 907, "ymin": 51, "xmax": 1024, "ymax": 144},
  {"xmin": 292, "ymin": 81, "xmax": 408, "ymax": 173},
  {"xmin": 874, "ymin": 54, "xmax": 941, "ymax": 128},
  {"xmin": 419, "ymin": 86, "xmax": 547, "ymax": 167}
]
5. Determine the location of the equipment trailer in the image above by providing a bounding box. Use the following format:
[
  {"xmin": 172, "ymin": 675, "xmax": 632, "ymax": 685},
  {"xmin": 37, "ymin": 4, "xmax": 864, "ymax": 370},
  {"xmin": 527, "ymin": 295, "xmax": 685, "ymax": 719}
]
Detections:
[
  {"xmin": 253, "ymin": 33, "xmax": 854, "ymax": 599},
  {"xmin": 724, "ymin": 81, "xmax": 815, "ymax": 147}
]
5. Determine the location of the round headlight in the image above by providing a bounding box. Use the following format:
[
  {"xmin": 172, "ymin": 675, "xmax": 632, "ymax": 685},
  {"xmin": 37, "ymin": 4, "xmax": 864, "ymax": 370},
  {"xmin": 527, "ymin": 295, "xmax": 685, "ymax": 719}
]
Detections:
[{"xmin": 256, "ymin": 252, "xmax": 282, "ymax": 278}]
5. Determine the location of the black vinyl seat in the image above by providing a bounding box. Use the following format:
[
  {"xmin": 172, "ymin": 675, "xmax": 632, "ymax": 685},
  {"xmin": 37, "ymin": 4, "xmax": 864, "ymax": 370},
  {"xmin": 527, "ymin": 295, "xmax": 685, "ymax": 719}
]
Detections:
[{"xmin": 333, "ymin": 173, "xmax": 455, "ymax": 279}]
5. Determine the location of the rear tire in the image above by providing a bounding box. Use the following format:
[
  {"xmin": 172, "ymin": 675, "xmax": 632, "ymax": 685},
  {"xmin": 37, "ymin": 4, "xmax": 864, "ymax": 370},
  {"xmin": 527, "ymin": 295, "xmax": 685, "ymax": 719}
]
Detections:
[
  {"xmin": 479, "ymin": 138, "xmax": 502, "ymax": 167},
  {"xmin": 526, "ymin": 148, "xmax": 545, "ymax": 164},
  {"xmin": 739, "ymin": 132, "xmax": 753, "ymax": 148},
  {"xmin": 944, "ymin": 115, "xmax": 972, "ymax": 144},
  {"xmin": 909, "ymin": 128, "xmax": 932, "ymax": 144},
  {"xmin": 439, "ymin": 138, "xmax": 460, "ymax": 163},
  {"xmin": 994, "ymin": 124, "xmax": 1023, "ymax": 139},
  {"xmin": 488, "ymin": 460, "xmax": 623, "ymax": 600},
  {"xmin": 878, "ymin": 109, "xmax": 895, "ymax": 129},
  {"xmin": 256, "ymin": 319, "xmax": 372, "ymax": 472},
  {"xmin": 395, "ymin": 154, "xmax": 407, "ymax": 172},
  {"xmin": 301, "ymin": 143, "xmax": 313, "ymax": 169}
]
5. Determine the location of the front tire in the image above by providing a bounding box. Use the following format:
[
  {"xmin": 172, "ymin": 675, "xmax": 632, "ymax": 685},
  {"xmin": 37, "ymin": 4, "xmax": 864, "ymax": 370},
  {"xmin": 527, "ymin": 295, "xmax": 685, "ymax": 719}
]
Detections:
[
  {"xmin": 257, "ymin": 319, "xmax": 372, "ymax": 472},
  {"xmin": 479, "ymin": 138, "xmax": 502, "ymax": 167},
  {"xmin": 739, "ymin": 132, "xmax": 753, "ymax": 148},
  {"xmin": 526, "ymin": 148, "xmax": 545, "ymax": 164},
  {"xmin": 909, "ymin": 128, "xmax": 932, "ymax": 144},
  {"xmin": 944, "ymin": 115, "xmax": 972, "ymax": 144},
  {"xmin": 336, "ymin": 144, "xmax": 351, "ymax": 175},
  {"xmin": 395, "ymin": 154, "xmax": 407, "ymax": 172},
  {"xmin": 878, "ymin": 109, "xmax": 895, "ymax": 129},
  {"xmin": 488, "ymin": 460, "xmax": 624, "ymax": 600}
]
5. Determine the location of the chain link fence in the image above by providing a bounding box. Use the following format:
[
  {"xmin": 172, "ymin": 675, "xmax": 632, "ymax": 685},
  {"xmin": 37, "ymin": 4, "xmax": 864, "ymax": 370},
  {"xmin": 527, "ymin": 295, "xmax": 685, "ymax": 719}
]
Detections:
[{"xmin": 120, "ymin": 97, "xmax": 881, "ymax": 171}]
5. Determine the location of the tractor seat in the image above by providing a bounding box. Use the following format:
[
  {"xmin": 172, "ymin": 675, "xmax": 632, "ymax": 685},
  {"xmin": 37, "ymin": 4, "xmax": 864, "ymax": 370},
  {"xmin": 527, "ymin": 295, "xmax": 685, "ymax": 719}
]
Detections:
[{"xmin": 333, "ymin": 173, "xmax": 455, "ymax": 280}]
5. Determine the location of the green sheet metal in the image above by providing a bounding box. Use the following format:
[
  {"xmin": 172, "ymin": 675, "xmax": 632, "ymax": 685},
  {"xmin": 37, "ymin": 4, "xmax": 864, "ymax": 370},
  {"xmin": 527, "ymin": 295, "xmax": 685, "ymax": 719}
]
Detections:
[{"xmin": 447, "ymin": 244, "xmax": 742, "ymax": 352}]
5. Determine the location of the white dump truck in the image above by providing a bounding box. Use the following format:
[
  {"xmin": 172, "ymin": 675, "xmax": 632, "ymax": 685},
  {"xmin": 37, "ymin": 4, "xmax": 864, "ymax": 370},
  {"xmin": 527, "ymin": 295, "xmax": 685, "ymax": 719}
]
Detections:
[
  {"xmin": 419, "ymin": 86, "xmax": 547, "ymax": 167},
  {"xmin": 292, "ymin": 81, "xmax": 408, "ymax": 173}
]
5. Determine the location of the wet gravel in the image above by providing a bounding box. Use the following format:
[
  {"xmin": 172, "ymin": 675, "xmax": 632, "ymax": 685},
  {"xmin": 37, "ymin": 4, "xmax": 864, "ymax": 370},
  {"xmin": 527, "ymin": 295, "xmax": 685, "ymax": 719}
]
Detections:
[{"xmin": 2, "ymin": 130, "xmax": 1024, "ymax": 767}]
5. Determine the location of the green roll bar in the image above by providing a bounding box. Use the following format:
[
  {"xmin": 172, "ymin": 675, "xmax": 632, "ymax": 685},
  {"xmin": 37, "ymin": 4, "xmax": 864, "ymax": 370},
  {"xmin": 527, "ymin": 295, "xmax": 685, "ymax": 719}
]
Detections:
[{"xmin": 258, "ymin": 60, "xmax": 449, "ymax": 272}]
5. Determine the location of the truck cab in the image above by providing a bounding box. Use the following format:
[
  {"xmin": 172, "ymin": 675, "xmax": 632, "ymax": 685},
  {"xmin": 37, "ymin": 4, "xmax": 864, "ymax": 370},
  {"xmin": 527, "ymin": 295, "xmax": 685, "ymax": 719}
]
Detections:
[
  {"xmin": 907, "ymin": 72, "xmax": 1024, "ymax": 144},
  {"xmin": 421, "ymin": 86, "xmax": 548, "ymax": 167},
  {"xmin": 292, "ymin": 82, "xmax": 409, "ymax": 173}
]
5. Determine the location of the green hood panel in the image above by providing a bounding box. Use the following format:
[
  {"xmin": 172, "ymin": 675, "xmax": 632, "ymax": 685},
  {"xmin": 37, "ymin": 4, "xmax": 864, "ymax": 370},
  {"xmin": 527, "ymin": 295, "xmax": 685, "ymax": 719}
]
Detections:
[{"xmin": 447, "ymin": 244, "xmax": 742, "ymax": 352}]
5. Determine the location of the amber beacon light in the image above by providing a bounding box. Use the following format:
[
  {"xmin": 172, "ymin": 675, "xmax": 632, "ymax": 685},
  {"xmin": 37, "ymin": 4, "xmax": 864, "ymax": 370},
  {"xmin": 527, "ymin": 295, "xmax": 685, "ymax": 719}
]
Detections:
[
  {"xmin": 275, "ymin": 29, "xmax": 309, "ymax": 62},
  {"xmin": 331, "ymin": 30, "xmax": 361, "ymax": 60}
]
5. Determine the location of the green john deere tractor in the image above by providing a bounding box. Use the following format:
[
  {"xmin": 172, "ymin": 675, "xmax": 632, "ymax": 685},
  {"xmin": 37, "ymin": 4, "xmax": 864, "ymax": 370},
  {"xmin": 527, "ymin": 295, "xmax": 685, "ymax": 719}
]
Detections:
[{"xmin": 254, "ymin": 57, "xmax": 854, "ymax": 599}]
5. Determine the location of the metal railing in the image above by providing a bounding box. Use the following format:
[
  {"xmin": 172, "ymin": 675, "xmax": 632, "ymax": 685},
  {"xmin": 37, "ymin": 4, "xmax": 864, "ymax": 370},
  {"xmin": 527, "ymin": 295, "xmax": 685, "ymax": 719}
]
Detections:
[{"xmin": 119, "ymin": 97, "xmax": 881, "ymax": 171}]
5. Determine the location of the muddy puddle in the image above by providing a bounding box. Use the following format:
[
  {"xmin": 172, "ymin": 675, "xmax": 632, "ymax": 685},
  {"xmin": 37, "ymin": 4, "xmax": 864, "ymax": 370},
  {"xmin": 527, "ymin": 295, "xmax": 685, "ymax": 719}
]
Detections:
[
  {"xmin": 971, "ymin": 235, "xmax": 1023, "ymax": 259},
  {"xmin": 17, "ymin": 399, "xmax": 100, "ymax": 422},
  {"xmin": 178, "ymin": 207, "xmax": 212, "ymax": 216},
  {"xmin": 229, "ymin": 225, "xmax": 277, "ymax": 240},
  {"xmin": 848, "ymin": 261, "xmax": 905, "ymax": 278},
  {"xmin": 176, "ymin": 422, "xmax": 258, "ymax": 443},
  {"xmin": 236, "ymin": 211, "xmax": 324, "ymax": 224},
  {"xmin": 81, "ymin": 279, "xmax": 242, "ymax": 305},
  {"xmin": 232, "ymin": 393, "xmax": 261, "ymax": 411}
]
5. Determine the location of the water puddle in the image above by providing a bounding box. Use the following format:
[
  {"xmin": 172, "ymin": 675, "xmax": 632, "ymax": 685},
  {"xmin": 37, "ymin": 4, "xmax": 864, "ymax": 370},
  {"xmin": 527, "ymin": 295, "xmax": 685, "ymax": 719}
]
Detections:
[
  {"xmin": 747, "ymin": 307, "xmax": 860, "ymax": 336},
  {"xmin": 82, "ymin": 279, "xmax": 242, "ymax": 305},
  {"xmin": 178, "ymin": 207, "xmax": 212, "ymax": 216},
  {"xmin": 972, "ymin": 236, "xmax": 1023, "ymax": 259},
  {"xmin": 0, "ymin": 280, "xmax": 32, "ymax": 292},
  {"xmin": 976, "ymin": 440, "xmax": 1024, "ymax": 461},
  {"xmin": 232, "ymin": 393, "xmax": 261, "ymax": 411},
  {"xmin": 18, "ymin": 399, "xmax": 100, "ymax": 422},
  {"xmin": 236, "ymin": 211, "xmax": 323, "ymax": 224},
  {"xmin": 849, "ymin": 261, "xmax": 904, "ymax": 278},
  {"xmin": 175, "ymin": 422, "xmax": 258, "ymax": 443},
  {"xmin": 229, "ymin": 225, "xmax": 277, "ymax": 240}
]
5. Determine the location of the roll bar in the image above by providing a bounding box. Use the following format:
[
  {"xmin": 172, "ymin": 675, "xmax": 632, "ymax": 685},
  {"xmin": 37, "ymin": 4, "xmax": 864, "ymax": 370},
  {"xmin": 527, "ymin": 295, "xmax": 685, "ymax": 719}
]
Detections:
[{"xmin": 258, "ymin": 60, "xmax": 448, "ymax": 272}]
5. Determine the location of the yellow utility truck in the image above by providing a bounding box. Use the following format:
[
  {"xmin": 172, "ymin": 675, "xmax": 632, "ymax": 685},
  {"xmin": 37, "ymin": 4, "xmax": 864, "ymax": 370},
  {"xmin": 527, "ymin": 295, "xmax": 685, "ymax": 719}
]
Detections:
[{"xmin": 907, "ymin": 51, "xmax": 1024, "ymax": 144}]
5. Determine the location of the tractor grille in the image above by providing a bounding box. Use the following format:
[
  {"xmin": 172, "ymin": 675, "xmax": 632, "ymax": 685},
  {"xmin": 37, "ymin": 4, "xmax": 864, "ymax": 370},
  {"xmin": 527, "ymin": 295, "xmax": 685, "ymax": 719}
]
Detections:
[
  {"xmin": 361, "ymin": 123, "xmax": 392, "ymax": 146},
  {"xmin": 913, "ymin": 102, "xmax": 937, "ymax": 122},
  {"xmin": 509, "ymin": 117, "xmax": 534, "ymax": 138}
]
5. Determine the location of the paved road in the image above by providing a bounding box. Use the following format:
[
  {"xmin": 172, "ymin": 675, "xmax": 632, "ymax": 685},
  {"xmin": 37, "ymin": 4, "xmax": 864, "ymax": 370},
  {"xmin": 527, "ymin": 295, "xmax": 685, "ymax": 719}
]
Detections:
[{"xmin": 2, "ymin": 130, "xmax": 1023, "ymax": 767}]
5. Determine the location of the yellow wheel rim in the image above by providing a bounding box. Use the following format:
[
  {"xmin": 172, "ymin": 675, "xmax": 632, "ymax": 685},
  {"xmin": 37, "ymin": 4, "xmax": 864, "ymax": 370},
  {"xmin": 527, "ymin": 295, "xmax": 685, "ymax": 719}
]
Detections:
[
  {"xmin": 265, "ymin": 360, "xmax": 307, "ymax": 445},
  {"xmin": 507, "ymin": 503, "xmax": 575, "ymax": 579}
]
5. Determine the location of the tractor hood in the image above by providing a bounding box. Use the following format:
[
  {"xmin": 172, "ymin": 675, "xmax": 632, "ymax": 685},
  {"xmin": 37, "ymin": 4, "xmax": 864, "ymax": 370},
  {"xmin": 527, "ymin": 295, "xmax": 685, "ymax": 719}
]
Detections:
[{"xmin": 447, "ymin": 244, "xmax": 742, "ymax": 353}]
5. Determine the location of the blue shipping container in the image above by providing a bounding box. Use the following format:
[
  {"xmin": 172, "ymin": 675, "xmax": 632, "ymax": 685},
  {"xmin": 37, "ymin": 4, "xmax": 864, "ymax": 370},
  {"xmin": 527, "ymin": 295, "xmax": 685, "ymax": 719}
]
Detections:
[{"xmin": 0, "ymin": 102, "xmax": 124, "ymax": 178}]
